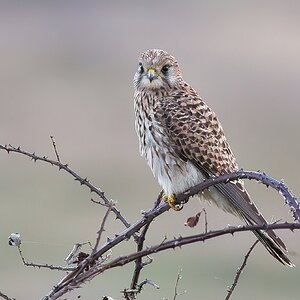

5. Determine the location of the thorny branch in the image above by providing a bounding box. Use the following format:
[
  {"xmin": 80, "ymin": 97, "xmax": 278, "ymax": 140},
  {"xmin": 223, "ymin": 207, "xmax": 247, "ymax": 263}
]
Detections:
[
  {"xmin": 50, "ymin": 136, "xmax": 60, "ymax": 162},
  {"xmin": 129, "ymin": 192, "xmax": 162, "ymax": 295},
  {"xmin": 92, "ymin": 201, "xmax": 114, "ymax": 253},
  {"xmin": 0, "ymin": 143, "xmax": 299, "ymax": 300},
  {"xmin": 0, "ymin": 144, "xmax": 131, "ymax": 228},
  {"xmin": 176, "ymin": 170, "xmax": 300, "ymax": 222},
  {"xmin": 44, "ymin": 223, "xmax": 300, "ymax": 299},
  {"xmin": 17, "ymin": 246, "xmax": 75, "ymax": 271},
  {"xmin": 225, "ymin": 240, "xmax": 259, "ymax": 300},
  {"xmin": 172, "ymin": 267, "xmax": 186, "ymax": 300},
  {"xmin": 0, "ymin": 291, "xmax": 15, "ymax": 300}
]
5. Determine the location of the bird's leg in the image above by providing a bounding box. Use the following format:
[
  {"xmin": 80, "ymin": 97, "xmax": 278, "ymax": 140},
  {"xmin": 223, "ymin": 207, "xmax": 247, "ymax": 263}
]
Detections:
[{"xmin": 162, "ymin": 194, "xmax": 183, "ymax": 211}]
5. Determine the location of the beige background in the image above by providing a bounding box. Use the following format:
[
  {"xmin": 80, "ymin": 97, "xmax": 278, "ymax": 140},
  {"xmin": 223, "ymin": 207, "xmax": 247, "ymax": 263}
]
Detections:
[{"xmin": 0, "ymin": 1, "xmax": 299, "ymax": 299}]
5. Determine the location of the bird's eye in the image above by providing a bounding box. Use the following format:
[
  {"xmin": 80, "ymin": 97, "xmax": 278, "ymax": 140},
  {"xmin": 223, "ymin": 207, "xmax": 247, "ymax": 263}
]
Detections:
[
  {"xmin": 161, "ymin": 65, "xmax": 170, "ymax": 74},
  {"xmin": 138, "ymin": 62, "xmax": 144, "ymax": 74}
]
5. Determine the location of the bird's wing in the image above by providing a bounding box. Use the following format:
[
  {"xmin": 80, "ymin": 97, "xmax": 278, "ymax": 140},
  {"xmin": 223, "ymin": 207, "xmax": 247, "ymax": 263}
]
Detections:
[
  {"xmin": 155, "ymin": 86, "xmax": 238, "ymax": 176},
  {"xmin": 155, "ymin": 89, "xmax": 287, "ymax": 251}
]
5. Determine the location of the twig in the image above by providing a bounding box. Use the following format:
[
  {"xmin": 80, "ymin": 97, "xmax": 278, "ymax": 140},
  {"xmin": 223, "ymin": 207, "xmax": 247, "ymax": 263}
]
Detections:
[
  {"xmin": 94, "ymin": 223, "xmax": 299, "ymax": 273},
  {"xmin": 173, "ymin": 267, "xmax": 186, "ymax": 300},
  {"xmin": 93, "ymin": 202, "xmax": 114, "ymax": 253},
  {"xmin": 176, "ymin": 170, "xmax": 300, "ymax": 222},
  {"xmin": 129, "ymin": 192, "xmax": 162, "ymax": 292},
  {"xmin": 225, "ymin": 240, "xmax": 259, "ymax": 300},
  {"xmin": 44, "ymin": 222, "xmax": 299, "ymax": 299},
  {"xmin": 65, "ymin": 242, "xmax": 92, "ymax": 265},
  {"xmin": 1, "ymin": 144, "xmax": 298, "ymax": 299},
  {"xmin": 41, "ymin": 164, "xmax": 299, "ymax": 299},
  {"xmin": 50, "ymin": 136, "xmax": 60, "ymax": 162},
  {"xmin": 202, "ymin": 208, "xmax": 208, "ymax": 233},
  {"xmin": 17, "ymin": 246, "xmax": 75, "ymax": 271},
  {"xmin": 0, "ymin": 291, "xmax": 15, "ymax": 300},
  {"xmin": 0, "ymin": 144, "xmax": 131, "ymax": 229},
  {"xmin": 123, "ymin": 279, "xmax": 159, "ymax": 300},
  {"xmin": 137, "ymin": 279, "xmax": 159, "ymax": 292},
  {"xmin": 50, "ymin": 166, "xmax": 299, "ymax": 297}
]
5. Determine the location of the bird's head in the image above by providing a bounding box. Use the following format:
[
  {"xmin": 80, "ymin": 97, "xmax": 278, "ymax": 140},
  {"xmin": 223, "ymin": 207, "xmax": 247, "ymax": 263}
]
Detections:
[{"xmin": 133, "ymin": 49, "xmax": 182, "ymax": 91}]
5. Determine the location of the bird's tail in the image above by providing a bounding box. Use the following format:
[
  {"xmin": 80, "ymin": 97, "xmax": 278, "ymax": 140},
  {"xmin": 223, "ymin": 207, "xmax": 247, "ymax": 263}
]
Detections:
[
  {"xmin": 211, "ymin": 180, "xmax": 294, "ymax": 266},
  {"xmin": 251, "ymin": 227, "xmax": 294, "ymax": 267}
]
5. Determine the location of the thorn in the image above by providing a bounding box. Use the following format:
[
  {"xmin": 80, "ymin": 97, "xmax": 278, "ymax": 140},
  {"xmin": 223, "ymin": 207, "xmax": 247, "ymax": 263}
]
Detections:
[{"xmin": 115, "ymin": 211, "xmax": 120, "ymax": 220}]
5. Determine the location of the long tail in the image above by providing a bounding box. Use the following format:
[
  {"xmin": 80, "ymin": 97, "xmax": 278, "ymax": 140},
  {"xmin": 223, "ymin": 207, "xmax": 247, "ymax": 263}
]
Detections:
[
  {"xmin": 252, "ymin": 227, "xmax": 294, "ymax": 267},
  {"xmin": 213, "ymin": 181, "xmax": 294, "ymax": 266}
]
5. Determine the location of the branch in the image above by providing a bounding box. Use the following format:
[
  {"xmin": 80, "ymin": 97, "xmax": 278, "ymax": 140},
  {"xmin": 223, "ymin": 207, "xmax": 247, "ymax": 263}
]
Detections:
[
  {"xmin": 99, "ymin": 222, "xmax": 299, "ymax": 270},
  {"xmin": 172, "ymin": 267, "xmax": 186, "ymax": 300},
  {"xmin": 176, "ymin": 170, "xmax": 300, "ymax": 222},
  {"xmin": 42, "ymin": 202, "xmax": 171, "ymax": 299},
  {"xmin": 17, "ymin": 246, "xmax": 75, "ymax": 271},
  {"xmin": 49, "ymin": 136, "xmax": 60, "ymax": 162},
  {"xmin": 44, "ymin": 222, "xmax": 299, "ymax": 299},
  {"xmin": 41, "ymin": 165, "xmax": 299, "ymax": 299},
  {"xmin": 225, "ymin": 240, "xmax": 259, "ymax": 300},
  {"xmin": 129, "ymin": 192, "xmax": 162, "ymax": 292},
  {"xmin": 0, "ymin": 291, "xmax": 15, "ymax": 300},
  {"xmin": 92, "ymin": 201, "xmax": 114, "ymax": 253},
  {"xmin": 0, "ymin": 144, "xmax": 131, "ymax": 228},
  {"xmin": 1, "ymin": 144, "xmax": 298, "ymax": 299}
]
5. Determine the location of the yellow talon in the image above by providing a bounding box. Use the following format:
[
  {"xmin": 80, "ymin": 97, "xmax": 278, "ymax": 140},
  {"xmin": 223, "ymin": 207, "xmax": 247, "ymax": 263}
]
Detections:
[{"xmin": 163, "ymin": 194, "xmax": 183, "ymax": 211}]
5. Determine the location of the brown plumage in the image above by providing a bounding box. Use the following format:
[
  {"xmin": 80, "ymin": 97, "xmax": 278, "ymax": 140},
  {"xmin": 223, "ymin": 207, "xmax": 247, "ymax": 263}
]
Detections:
[{"xmin": 133, "ymin": 49, "xmax": 293, "ymax": 266}]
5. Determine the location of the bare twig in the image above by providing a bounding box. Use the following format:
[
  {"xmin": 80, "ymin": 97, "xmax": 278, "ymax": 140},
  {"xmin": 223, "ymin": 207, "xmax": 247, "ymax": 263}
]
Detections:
[
  {"xmin": 17, "ymin": 246, "xmax": 75, "ymax": 271},
  {"xmin": 44, "ymin": 222, "xmax": 299, "ymax": 299},
  {"xmin": 39, "ymin": 163, "xmax": 300, "ymax": 299},
  {"xmin": 65, "ymin": 242, "xmax": 92, "ymax": 265},
  {"xmin": 93, "ymin": 202, "xmax": 114, "ymax": 253},
  {"xmin": 123, "ymin": 279, "xmax": 159, "ymax": 300},
  {"xmin": 129, "ymin": 192, "xmax": 162, "ymax": 292},
  {"xmin": 50, "ymin": 136, "xmax": 60, "ymax": 162},
  {"xmin": 0, "ymin": 291, "xmax": 15, "ymax": 300},
  {"xmin": 0, "ymin": 144, "xmax": 131, "ymax": 229},
  {"xmin": 202, "ymin": 208, "xmax": 208, "ymax": 233},
  {"xmin": 94, "ymin": 223, "xmax": 299, "ymax": 274},
  {"xmin": 1, "ymin": 144, "xmax": 298, "ymax": 299},
  {"xmin": 176, "ymin": 170, "xmax": 300, "ymax": 222},
  {"xmin": 173, "ymin": 267, "xmax": 186, "ymax": 300},
  {"xmin": 225, "ymin": 240, "xmax": 259, "ymax": 300},
  {"xmin": 45, "ymin": 166, "xmax": 299, "ymax": 298},
  {"xmin": 137, "ymin": 279, "xmax": 159, "ymax": 292}
]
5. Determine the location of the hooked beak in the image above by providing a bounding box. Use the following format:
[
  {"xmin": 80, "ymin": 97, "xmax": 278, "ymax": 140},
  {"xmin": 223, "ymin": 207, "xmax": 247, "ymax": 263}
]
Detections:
[{"xmin": 147, "ymin": 68, "xmax": 157, "ymax": 82}]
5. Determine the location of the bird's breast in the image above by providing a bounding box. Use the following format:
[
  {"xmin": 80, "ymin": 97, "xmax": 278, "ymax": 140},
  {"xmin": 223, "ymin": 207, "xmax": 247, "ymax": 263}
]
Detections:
[{"xmin": 134, "ymin": 93, "xmax": 206, "ymax": 195}]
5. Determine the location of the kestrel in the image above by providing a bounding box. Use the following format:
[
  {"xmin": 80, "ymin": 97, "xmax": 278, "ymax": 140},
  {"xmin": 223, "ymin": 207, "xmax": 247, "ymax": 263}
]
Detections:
[{"xmin": 133, "ymin": 49, "xmax": 293, "ymax": 266}]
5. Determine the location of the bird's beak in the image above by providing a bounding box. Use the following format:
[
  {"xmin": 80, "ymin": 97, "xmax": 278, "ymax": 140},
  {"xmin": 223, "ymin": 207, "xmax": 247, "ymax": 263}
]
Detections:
[{"xmin": 147, "ymin": 68, "xmax": 157, "ymax": 82}]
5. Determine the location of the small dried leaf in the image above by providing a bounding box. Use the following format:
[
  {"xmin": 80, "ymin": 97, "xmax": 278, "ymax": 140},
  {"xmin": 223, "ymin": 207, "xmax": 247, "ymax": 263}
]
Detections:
[{"xmin": 185, "ymin": 212, "xmax": 201, "ymax": 228}]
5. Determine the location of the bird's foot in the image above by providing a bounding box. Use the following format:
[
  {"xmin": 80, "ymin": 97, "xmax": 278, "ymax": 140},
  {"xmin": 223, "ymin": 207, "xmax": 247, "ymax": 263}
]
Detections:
[{"xmin": 162, "ymin": 194, "xmax": 183, "ymax": 211}]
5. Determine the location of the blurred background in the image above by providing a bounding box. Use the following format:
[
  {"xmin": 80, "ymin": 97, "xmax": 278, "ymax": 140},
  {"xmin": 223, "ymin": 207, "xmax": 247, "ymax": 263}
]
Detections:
[{"xmin": 0, "ymin": 1, "xmax": 299, "ymax": 299}]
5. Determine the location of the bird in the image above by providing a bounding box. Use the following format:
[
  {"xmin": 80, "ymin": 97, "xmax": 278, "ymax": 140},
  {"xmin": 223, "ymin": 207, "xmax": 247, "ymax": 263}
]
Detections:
[{"xmin": 133, "ymin": 48, "xmax": 293, "ymax": 267}]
